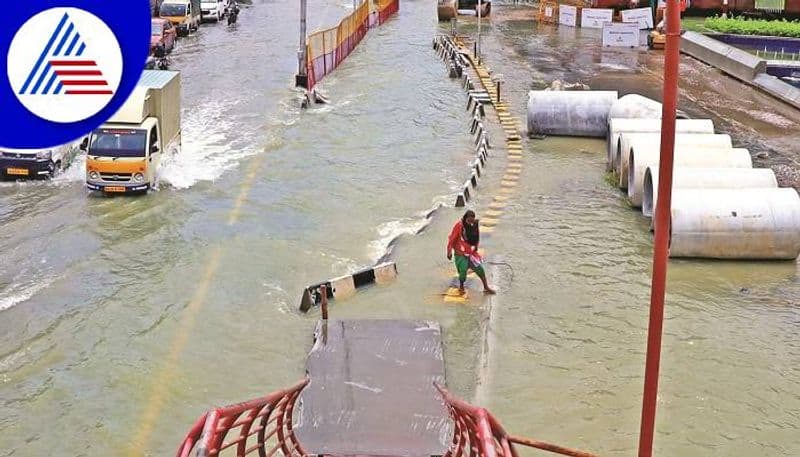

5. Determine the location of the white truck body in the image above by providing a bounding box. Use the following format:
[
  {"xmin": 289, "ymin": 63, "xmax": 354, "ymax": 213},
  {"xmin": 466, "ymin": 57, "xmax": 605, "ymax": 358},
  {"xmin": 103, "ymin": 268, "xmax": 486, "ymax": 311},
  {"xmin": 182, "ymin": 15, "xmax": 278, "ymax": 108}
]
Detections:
[{"xmin": 85, "ymin": 70, "xmax": 181, "ymax": 193}]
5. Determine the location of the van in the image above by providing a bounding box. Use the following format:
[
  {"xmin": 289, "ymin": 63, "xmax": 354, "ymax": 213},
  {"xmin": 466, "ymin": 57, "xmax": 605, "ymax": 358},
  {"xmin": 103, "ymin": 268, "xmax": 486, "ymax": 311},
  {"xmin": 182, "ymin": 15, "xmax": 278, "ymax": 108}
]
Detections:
[{"xmin": 160, "ymin": 0, "xmax": 201, "ymax": 36}]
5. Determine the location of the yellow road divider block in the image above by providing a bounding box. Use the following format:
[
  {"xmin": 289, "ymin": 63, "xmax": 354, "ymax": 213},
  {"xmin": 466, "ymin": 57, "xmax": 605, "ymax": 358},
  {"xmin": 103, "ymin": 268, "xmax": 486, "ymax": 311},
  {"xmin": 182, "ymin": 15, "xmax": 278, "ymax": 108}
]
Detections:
[
  {"xmin": 502, "ymin": 174, "xmax": 518, "ymax": 181},
  {"xmin": 505, "ymin": 168, "xmax": 521, "ymax": 175},
  {"xmin": 500, "ymin": 187, "xmax": 515, "ymax": 194},
  {"xmin": 494, "ymin": 195, "xmax": 510, "ymax": 202},
  {"xmin": 485, "ymin": 209, "xmax": 503, "ymax": 217},
  {"xmin": 489, "ymin": 201, "xmax": 507, "ymax": 210},
  {"xmin": 501, "ymin": 180, "xmax": 518, "ymax": 187},
  {"xmin": 481, "ymin": 218, "xmax": 499, "ymax": 226}
]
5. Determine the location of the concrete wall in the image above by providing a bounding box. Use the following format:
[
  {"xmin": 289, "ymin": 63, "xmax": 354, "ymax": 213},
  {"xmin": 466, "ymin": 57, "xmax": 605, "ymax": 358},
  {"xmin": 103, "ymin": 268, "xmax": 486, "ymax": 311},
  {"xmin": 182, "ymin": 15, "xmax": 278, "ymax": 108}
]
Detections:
[{"xmin": 681, "ymin": 31, "xmax": 767, "ymax": 82}]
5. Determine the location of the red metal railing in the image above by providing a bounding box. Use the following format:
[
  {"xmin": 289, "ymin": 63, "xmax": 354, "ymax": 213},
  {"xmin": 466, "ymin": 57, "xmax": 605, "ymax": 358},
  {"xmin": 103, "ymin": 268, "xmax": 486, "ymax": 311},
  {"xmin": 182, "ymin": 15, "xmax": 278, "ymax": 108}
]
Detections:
[
  {"xmin": 176, "ymin": 378, "xmax": 310, "ymax": 457},
  {"xmin": 435, "ymin": 384, "xmax": 598, "ymax": 457}
]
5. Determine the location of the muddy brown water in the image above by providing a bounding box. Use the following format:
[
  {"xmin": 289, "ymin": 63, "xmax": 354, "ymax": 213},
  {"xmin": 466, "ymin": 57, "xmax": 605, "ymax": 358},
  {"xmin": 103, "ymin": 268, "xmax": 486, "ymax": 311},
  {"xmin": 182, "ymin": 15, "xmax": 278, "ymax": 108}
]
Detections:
[{"xmin": 0, "ymin": 3, "xmax": 798, "ymax": 456}]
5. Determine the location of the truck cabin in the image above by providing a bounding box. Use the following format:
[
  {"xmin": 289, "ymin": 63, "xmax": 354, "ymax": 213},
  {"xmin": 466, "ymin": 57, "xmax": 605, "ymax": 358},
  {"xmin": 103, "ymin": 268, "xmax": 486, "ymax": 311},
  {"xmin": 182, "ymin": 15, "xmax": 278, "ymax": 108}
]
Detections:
[
  {"xmin": 160, "ymin": 0, "xmax": 194, "ymax": 32},
  {"xmin": 86, "ymin": 121, "xmax": 161, "ymax": 159},
  {"xmin": 83, "ymin": 87, "xmax": 162, "ymax": 159},
  {"xmin": 161, "ymin": 2, "xmax": 188, "ymax": 19}
]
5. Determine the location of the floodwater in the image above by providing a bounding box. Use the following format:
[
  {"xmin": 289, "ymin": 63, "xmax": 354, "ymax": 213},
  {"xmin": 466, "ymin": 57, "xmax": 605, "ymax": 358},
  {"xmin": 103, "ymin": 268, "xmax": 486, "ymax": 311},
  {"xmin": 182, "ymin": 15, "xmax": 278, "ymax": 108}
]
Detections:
[{"xmin": 0, "ymin": 2, "xmax": 798, "ymax": 456}]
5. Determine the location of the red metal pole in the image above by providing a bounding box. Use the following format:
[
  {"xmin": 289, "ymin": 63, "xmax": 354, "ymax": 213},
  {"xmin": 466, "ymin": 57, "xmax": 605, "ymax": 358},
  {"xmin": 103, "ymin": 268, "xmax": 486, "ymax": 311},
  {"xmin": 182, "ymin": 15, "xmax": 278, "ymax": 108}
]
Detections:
[
  {"xmin": 638, "ymin": 0, "xmax": 681, "ymax": 455},
  {"xmin": 320, "ymin": 284, "xmax": 329, "ymax": 320}
]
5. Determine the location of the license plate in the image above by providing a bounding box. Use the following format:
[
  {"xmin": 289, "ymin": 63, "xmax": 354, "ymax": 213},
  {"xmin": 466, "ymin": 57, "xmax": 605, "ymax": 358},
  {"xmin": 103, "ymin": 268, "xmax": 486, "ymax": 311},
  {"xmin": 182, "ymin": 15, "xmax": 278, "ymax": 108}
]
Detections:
[
  {"xmin": 6, "ymin": 168, "xmax": 29, "ymax": 176},
  {"xmin": 104, "ymin": 186, "xmax": 127, "ymax": 193}
]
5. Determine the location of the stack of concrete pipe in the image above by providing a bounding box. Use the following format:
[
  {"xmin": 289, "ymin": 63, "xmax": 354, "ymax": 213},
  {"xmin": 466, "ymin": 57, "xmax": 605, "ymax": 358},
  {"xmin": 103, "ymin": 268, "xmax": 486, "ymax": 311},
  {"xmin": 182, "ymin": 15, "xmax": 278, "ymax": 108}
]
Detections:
[
  {"xmin": 611, "ymin": 127, "xmax": 800, "ymax": 260},
  {"xmin": 607, "ymin": 118, "xmax": 715, "ymax": 171},
  {"xmin": 525, "ymin": 89, "xmax": 800, "ymax": 259}
]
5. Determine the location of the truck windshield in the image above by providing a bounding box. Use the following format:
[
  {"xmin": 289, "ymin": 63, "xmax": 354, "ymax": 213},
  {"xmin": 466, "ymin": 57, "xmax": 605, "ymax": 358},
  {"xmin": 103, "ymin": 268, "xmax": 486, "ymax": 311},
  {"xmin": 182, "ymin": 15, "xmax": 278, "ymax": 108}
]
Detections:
[
  {"xmin": 89, "ymin": 129, "xmax": 147, "ymax": 158},
  {"xmin": 160, "ymin": 3, "xmax": 187, "ymax": 16}
]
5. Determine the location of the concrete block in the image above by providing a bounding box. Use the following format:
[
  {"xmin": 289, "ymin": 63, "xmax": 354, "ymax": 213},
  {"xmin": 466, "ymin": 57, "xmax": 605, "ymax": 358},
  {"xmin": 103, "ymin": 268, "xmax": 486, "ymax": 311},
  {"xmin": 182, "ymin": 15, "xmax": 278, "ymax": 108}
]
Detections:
[{"xmin": 680, "ymin": 31, "xmax": 767, "ymax": 82}]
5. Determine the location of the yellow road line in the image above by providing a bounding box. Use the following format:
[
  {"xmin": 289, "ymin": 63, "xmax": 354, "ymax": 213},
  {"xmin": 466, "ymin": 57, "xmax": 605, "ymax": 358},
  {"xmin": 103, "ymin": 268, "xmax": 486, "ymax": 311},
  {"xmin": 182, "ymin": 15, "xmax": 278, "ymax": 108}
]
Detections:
[
  {"xmin": 126, "ymin": 246, "xmax": 223, "ymax": 456},
  {"xmin": 227, "ymin": 155, "xmax": 262, "ymax": 226},
  {"xmin": 128, "ymin": 151, "xmax": 267, "ymax": 454}
]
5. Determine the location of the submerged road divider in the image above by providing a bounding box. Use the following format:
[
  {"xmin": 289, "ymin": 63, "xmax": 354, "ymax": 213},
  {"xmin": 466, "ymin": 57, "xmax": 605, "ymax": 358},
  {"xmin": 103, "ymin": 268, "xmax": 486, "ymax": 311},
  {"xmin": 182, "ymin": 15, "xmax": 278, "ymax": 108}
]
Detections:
[
  {"xmin": 299, "ymin": 261, "xmax": 398, "ymax": 312},
  {"xmin": 434, "ymin": 34, "xmax": 525, "ymax": 304},
  {"xmin": 434, "ymin": 36, "xmax": 497, "ymax": 207}
]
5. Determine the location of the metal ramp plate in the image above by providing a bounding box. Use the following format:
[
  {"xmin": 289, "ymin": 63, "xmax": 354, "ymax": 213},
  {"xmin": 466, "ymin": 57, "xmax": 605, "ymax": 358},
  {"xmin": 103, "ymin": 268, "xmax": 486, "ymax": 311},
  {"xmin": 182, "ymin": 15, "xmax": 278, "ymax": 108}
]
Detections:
[{"xmin": 295, "ymin": 319, "xmax": 450, "ymax": 457}]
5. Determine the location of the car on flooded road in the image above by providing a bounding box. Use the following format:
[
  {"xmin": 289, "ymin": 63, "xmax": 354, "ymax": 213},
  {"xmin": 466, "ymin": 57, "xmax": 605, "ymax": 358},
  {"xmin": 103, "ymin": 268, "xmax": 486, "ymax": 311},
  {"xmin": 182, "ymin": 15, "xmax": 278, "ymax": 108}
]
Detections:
[
  {"xmin": 201, "ymin": 0, "xmax": 227, "ymax": 22},
  {"xmin": 0, "ymin": 144, "xmax": 81, "ymax": 180},
  {"xmin": 151, "ymin": 18, "xmax": 177, "ymax": 55}
]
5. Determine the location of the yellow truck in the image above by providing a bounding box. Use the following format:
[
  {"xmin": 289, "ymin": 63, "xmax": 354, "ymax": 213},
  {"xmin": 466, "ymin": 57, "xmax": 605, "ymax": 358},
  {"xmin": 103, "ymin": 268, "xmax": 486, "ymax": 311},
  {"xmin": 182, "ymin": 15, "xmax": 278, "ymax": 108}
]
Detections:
[
  {"xmin": 160, "ymin": 0, "xmax": 202, "ymax": 36},
  {"xmin": 84, "ymin": 70, "xmax": 181, "ymax": 194}
]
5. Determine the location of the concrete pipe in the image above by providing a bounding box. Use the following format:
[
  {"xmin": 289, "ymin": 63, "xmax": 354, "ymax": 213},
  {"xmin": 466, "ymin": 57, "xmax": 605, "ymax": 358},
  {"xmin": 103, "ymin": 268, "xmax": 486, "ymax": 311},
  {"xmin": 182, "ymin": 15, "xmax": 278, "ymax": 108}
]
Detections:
[
  {"xmin": 606, "ymin": 118, "xmax": 715, "ymax": 171},
  {"xmin": 527, "ymin": 90, "xmax": 618, "ymax": 138},
  {"xmin": 616, "ymin": 132, "xmax": 733, "ymax": 189},
  {"xmin": 437, "ymin": 0, "xmax": 457, "ymax": 21},
  {"xmin": 627, "ymin": 147, "xmax": 753, "ymax": 208},
  {"xmin": 608, "ymin": 94, "xmax": 663, "ymax": 120},
  {"xmin": 658, "ymin": 188, "xmax": 800, "ymax": 260},
  {"xmin": 643, "ymin": 167, "xmax": 778, "ymax": 218}
]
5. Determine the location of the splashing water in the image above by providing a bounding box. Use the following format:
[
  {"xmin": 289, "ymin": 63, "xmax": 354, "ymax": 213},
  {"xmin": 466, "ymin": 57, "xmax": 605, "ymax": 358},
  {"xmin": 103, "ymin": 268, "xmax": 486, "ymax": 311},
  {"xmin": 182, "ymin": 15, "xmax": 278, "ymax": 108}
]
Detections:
[{"xmin": 159, "ymin": 99, "xmax": 260, "ymax": 190}]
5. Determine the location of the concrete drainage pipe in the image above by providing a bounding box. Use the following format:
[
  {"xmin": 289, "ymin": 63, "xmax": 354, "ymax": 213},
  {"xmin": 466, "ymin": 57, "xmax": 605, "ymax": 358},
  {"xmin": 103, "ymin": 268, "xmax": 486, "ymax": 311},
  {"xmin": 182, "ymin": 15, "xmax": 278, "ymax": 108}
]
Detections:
[
  {"xmin": 608, "ymin": 94, "xmax": 663, "ymax": 120},
  {"xmin": 656, "ymin": 188, "xmax": 800, "ymax": 260},
  {"xmin": 527, "ymin": 91, "xmax": 618, "ymax": 138},
  {"xmin": 616, "ymin": 132, "xmax": 733, "ymax": 189},
  {"xmin": 606, "ymin": 118, "xmax": 715, "ymax": 172},
  {"xmin": 627, "ymin": 147, "xmax": 753, "ymax": 208},
  {"xmin": 643, "ymin": 167, "xmax": 778, "ymax": 218},
  {"xmin": 437, "ymin": 0, "xmax": 457, "ymax": 21}
]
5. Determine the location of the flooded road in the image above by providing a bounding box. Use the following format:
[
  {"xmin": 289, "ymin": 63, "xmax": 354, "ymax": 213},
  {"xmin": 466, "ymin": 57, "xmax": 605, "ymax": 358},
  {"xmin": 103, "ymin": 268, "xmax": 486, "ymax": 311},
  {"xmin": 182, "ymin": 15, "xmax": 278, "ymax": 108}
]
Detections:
[{"xmin": 1, "ymin": 2, "xmax": 799, "ymax": 456}]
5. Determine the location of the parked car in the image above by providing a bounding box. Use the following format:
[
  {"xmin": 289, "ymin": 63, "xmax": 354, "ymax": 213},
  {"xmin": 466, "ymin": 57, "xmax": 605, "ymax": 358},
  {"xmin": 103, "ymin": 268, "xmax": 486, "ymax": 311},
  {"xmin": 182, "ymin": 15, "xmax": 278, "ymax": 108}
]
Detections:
[
  {"xmin": 151, "ymin": 18, "xmax": 177, "ymax": 55},
  {"xmin": 0, "ymin": 143, "xmax": 81, "ymax": 179},
  {"xmin": 201, "ymin": 0, "xmax": 226, "ymax": 21}
]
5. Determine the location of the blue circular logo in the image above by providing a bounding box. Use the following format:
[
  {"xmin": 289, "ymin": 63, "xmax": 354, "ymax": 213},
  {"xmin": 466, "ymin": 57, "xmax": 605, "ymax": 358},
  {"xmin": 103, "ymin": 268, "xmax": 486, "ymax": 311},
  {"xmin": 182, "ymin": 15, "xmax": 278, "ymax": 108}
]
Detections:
[{"xmin": 2, "ymin": 1, "xmax": 150, "ymax": 149}]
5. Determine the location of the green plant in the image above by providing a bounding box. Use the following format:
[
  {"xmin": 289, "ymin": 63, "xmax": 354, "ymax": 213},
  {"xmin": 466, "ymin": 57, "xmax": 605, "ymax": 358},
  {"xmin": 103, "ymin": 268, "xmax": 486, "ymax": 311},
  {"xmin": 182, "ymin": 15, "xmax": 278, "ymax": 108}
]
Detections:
[{"xmin": 703, "ymin": 16, "xmax": 800, "ymax": 38}]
